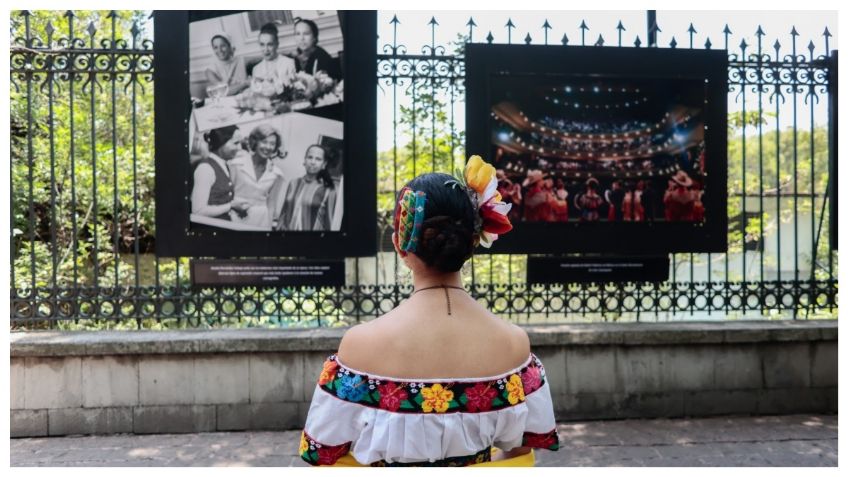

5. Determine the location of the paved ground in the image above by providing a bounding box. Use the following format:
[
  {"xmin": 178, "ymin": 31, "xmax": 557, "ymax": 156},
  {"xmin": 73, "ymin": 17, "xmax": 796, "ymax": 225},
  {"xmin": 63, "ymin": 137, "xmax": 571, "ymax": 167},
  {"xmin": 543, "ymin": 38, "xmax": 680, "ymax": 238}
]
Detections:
[{"xmin": 11, "ymin": 413, "xmax": 837, "ymax": 467}]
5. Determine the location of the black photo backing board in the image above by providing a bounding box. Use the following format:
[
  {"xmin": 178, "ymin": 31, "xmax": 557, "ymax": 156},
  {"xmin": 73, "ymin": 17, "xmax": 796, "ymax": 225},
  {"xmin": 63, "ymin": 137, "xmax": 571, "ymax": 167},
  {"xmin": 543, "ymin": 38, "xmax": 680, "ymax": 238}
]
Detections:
[{"xmin": 153, "ymin": 11, "xmax": 377, "ymax": 258}]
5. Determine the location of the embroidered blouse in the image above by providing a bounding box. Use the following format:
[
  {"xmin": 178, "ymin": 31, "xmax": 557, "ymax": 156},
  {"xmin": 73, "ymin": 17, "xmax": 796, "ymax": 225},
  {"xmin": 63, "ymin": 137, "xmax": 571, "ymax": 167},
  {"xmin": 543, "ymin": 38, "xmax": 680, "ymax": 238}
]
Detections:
[{"xmin": 300, "ymin": 352, "xmax": 559, "ymax": 466}]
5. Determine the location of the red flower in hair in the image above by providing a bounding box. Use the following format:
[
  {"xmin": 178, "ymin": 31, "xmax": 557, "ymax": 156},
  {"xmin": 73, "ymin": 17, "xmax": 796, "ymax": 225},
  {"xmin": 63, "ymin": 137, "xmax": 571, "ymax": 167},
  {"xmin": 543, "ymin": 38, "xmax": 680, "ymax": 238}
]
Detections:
[{"xmin": 480, "ymin": 202, "xmax": 513, "ymax": 235}]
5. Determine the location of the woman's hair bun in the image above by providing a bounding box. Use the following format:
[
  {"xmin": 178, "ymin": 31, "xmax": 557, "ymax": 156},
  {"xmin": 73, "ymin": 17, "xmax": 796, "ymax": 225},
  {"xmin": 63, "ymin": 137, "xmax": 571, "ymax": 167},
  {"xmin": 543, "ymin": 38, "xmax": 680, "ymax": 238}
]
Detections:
[
  {"xmin": 416, "ymin": 215, "xmax": 474, "ymax": 273},
  {"xmin": 402, "ymin": 172, "xmax": 477, "ymax": 273}
]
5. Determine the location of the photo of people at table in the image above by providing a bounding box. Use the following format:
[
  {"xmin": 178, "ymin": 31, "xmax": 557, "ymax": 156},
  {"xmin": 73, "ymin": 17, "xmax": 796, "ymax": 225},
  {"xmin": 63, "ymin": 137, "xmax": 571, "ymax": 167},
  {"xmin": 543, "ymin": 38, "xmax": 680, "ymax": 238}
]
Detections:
[
  {"xmin": 188, "ymin": 113, "xmax": 344, "ymax": 232},
  {"xmin": 488, "ymin": 76, "xmax": 707, "ymax": 224},
  {"xmin": 187, "ymin": 11, "xmax": 345, "ymax": 232},
  {"xmin": 189, "ymin": 11, "xmax": 344, "ymax": 131}
]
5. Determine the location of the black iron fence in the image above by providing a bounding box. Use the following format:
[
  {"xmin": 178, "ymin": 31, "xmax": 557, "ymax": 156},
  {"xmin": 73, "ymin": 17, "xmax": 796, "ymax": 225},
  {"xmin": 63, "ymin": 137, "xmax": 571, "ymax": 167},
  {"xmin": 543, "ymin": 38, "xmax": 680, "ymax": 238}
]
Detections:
[{"xmin": 10, "ymin": 11, "xmax": 838, "ymax": 328}]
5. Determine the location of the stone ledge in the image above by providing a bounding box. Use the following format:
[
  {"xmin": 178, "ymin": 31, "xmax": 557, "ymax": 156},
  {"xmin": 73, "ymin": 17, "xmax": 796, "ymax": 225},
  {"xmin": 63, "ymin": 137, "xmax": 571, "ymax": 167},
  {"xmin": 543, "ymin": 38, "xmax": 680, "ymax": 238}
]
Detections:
[{"xmin": 10, "ymin": 320, "xmax": 836, "ymax": 357}]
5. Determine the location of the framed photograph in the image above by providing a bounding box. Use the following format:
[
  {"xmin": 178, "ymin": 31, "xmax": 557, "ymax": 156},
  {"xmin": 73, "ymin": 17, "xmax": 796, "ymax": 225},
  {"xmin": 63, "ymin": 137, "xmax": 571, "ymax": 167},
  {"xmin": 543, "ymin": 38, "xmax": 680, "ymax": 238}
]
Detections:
[
  {"xmin": 466, "ymin": 43, "xmax": 728, "ymax": 254},
  {"xmin": 154, "ymin": 10, "xmax": 376, "ymax": 257}
]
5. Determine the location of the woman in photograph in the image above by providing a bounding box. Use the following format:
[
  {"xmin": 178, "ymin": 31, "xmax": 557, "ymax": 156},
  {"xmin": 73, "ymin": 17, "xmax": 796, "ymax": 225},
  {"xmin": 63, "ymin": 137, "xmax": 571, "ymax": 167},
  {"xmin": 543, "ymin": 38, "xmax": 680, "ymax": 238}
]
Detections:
[
  {"xmin": 605, "ymin": 180, "xmax": 624, "ymax": 221},
  {"xmin": 228, "ymin": 124, "xmax": 287, "ymax": 229},
  {"xmin": 576, "ymin": 177, "xmax": 604, "ymax": 222},
  {"xmin": 663, "ymin": 170, "xmax": 696, "ymax": 221},
  {"xmin": 190, "ymin": 125, "xmax": 250, "ymax": 221},
  {"xmin": 622, "ymin": 181, "xmax": 645, "ymax": 222},
  {"xmin": 250, "ymin": 22, "xmax": 296, "ymax": 97},
  {"xmin": 522, "ymin": 170, "xmax": 552, "ymax": 222},
  {"xmin": 278, "ymin": 144, "xmax": 337, "ymax": 231},
  {"xmin": 551, "ymin": 178, "xmax": 569, "ymax": 222},
  {"xmin": 292, "ymin": 18, "xmax": 341, "ymax": 80},
  {"xmin": 204, "ymin": 33, "xmax": 249, "ymax": 97}
]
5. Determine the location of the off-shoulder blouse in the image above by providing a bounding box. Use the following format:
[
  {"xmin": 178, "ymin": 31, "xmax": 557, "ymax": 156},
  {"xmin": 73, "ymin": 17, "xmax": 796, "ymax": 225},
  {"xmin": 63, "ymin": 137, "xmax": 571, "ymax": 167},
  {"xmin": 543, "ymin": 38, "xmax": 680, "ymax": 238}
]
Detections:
[{"xmin": 300, "ymin": 352, "xmax": 559, "ymax": 466}]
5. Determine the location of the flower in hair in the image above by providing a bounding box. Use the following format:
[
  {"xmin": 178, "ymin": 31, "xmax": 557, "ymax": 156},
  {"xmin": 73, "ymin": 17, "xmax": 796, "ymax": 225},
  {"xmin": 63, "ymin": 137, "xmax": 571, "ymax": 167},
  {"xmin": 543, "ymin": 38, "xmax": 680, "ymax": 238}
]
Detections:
[{"xmin": 460, "ymin": 155, "xmax": 513, "ymax": 248}]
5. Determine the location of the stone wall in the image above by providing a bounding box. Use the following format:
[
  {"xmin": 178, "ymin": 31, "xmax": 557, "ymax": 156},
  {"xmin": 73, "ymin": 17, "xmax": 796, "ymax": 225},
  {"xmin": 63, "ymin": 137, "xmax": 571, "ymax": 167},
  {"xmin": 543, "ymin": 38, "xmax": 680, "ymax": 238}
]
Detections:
[{"xmin": 10, "ymin": 321, "xmax": 837, "ymax": 437}]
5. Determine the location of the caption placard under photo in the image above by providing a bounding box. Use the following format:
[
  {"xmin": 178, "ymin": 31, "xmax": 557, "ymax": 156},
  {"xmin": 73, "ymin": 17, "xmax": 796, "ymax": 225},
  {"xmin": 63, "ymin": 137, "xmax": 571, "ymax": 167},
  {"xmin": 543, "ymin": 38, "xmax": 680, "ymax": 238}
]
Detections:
[
  {"xmin": 191, "ymin": 259, "xmax": 345, "ymax": 287},
  {"xmin": 527, "ymin": 256, "xmax": 669, "ymax": 284}
]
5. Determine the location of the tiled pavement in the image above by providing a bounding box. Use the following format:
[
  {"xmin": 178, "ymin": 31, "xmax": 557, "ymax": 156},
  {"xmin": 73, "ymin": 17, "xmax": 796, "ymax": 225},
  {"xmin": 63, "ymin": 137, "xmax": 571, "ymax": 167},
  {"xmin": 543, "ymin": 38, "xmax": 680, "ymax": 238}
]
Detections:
[{"xmin": 11, "ymin": 413, "xmax": 837, "ymax": 467}]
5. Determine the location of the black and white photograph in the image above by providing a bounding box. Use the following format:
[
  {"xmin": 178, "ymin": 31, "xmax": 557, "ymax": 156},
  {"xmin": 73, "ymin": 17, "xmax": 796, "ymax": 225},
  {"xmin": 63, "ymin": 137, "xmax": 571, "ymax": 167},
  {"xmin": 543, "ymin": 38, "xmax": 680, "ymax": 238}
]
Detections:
[
  {"xmin": 154, "ymin": 10, "xmax": 375, "ymax": 257},
  {"xmin": 187, "ymin": 10, "xmax": 345, "ymax": 233},
  {"xmin": 188, "ymin": 112, "xmax": 344, "ymax": 232},
  {"xmin": 189, "ymin": 10, "xmax": 344, "ymax": 127}
]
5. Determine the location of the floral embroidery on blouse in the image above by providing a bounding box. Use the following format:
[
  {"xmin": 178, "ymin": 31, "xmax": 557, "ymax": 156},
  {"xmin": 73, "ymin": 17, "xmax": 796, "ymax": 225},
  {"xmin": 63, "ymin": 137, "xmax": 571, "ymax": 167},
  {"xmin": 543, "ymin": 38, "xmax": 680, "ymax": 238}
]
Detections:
[
  {"xmin": 315, "ymin": 354, "xmax": 547, "ymax": 414},
  {"xmin": 318, "ymin": 359, "xmax": 339, "ymax": 385},
  {"xmin": 300, "ymin": 430, "xmax": 352, "ymax": 466},
  {"xmin": 506, "ymin": 374, "xmax": 526, "ymax": 405},
  {"xmin": 420, "ymin": 383, "xmax": 455, "ymax": 413},
  {"xmin": 377, "ymin": 381, "xmax": 408, "ymax": 412},
  {"xmin": 522, "ymin": 429, "xmax": 560, "ymax": 451},
  {"xmin": 336, "ymin": 374, "xmax": 368, "ymax": 402},
  {"xmin": 521, "ymin": 364, "xmax": 543, "ymax": 394},
  {"xmin": 462, "ymin": 382, "xmax": 498, "ymax": 412}
]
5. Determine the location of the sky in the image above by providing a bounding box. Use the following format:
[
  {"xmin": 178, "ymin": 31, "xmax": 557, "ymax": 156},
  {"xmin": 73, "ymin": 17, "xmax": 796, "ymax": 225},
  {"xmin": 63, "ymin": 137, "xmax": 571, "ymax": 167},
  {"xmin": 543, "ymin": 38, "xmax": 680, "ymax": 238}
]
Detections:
[{"xmin": 375, "ymin": 10, "xmax": 838, "ymax": 152}]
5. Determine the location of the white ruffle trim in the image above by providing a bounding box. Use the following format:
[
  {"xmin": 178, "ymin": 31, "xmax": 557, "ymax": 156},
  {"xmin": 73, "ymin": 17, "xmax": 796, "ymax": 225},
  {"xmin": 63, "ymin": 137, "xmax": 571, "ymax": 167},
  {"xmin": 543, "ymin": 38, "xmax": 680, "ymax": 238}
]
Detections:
[{"xmin": 303, "ymin": 379, "xmax": 556, "ymax": 464}]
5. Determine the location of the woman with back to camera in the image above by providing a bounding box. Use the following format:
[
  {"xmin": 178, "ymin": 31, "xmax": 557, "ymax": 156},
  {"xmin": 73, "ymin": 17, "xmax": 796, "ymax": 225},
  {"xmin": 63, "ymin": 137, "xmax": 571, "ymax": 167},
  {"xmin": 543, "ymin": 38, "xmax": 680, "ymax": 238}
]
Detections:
[
  {"xmin": 278, "ymin": 144, "xmax": 337, "ymax": 231},
  {"xmin": 299, "ymin": 156, "xmax": 560, "ymax": 467}
]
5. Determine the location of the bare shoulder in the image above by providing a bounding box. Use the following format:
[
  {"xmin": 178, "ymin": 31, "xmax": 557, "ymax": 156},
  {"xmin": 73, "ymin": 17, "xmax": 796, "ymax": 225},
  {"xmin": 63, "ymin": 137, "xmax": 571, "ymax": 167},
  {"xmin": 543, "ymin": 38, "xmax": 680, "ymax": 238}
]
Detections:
[
  {"xmin": 336, "ymin": 314, "xmax": 394, "ymax": 370},
  {"xmin": 337, "ymin": 322, "xmax": 370, "ymax": 365},
  {"xmin": 507, "ymin": 322, "xmax": 531, "ymax": 362}
]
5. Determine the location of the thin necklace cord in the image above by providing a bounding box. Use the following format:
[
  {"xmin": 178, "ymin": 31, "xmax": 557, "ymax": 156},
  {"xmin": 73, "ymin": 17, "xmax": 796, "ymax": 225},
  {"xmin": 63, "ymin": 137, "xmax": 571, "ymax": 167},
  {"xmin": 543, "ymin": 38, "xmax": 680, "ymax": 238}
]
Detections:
[{"xmin": 412, "ymin": 284, "xmax": 465, "ymax": 316}]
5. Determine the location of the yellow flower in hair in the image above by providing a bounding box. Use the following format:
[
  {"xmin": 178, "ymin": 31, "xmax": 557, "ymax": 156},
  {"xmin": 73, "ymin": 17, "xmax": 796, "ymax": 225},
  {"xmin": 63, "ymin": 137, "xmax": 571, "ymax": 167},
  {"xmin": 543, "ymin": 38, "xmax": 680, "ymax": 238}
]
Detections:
[
  {"xmin": 464, "ymin": 155, "xmax": 484, "ymax": 178},
  {"xmin": 464, "ymin": 155, "xmax": 496, "ymax": 195}
]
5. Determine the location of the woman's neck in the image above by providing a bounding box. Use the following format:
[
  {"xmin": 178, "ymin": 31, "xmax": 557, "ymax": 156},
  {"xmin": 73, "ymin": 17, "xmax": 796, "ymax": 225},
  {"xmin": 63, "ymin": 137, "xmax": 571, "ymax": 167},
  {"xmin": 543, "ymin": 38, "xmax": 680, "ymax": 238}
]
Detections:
[{"xmin": 412, "ymin": 271, "xmax": 463, "ymax": 291}]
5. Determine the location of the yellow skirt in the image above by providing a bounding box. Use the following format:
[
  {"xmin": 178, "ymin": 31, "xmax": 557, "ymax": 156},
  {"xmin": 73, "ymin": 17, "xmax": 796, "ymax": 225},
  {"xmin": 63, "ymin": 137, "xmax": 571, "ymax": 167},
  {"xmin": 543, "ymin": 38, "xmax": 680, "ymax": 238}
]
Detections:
[{"xmin": 331, "ymin": 448, "xmax": 535, "ymax": 467}]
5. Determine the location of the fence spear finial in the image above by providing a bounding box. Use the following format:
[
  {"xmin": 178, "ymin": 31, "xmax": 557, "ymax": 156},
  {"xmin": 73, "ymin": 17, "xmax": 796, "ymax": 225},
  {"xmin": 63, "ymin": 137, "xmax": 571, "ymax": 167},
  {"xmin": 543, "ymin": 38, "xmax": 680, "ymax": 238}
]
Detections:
[
  {"xmin": 688, "ymin": 23, "xmax": 697, "ymax": 48},
  {"xmin": 616, "ymin": 20, "xmax": 625, "ymax": 47},
  {"xmin": 579, "ymin": 20, "xmax": 588, "ymax": 46},
  {"xmin": 506, "ymin": 18, "xmax": 515, "ymax": 44},
  {"xmin": 823, "ymin": 27, "xmax": 832, "ymax": 55},
  {"xmin": 542, "ymin": 19, "xmax": 551, "ymax": 45}
]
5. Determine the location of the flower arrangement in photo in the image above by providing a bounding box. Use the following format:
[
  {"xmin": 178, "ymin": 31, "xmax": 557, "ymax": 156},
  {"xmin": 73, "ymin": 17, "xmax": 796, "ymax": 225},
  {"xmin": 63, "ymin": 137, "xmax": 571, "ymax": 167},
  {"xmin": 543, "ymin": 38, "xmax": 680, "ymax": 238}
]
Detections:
[
  {"xmin": 446, "ymin": 155, "xmax": 513, "ymax": 248},
  {"xmin": 287, "ymin": 70, "xmax": 338, "ymax": 104}
]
